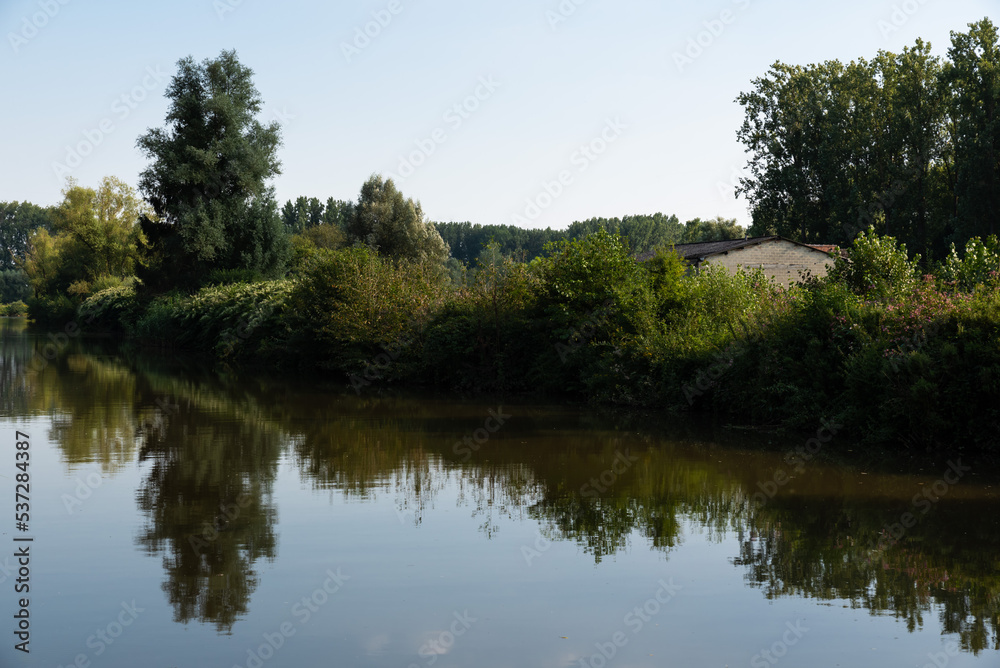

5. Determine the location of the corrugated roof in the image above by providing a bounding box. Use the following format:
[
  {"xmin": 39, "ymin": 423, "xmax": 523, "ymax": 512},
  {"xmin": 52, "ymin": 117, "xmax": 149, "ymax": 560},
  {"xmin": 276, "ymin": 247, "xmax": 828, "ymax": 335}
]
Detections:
[{"xmin": 636, "ymin": 236, "xmax": 835, "ymax": 262}]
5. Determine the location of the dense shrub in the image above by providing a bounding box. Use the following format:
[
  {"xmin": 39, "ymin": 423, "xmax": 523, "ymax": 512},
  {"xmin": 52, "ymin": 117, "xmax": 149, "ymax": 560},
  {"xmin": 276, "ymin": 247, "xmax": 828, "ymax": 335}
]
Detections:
[
  {"xmin": 26, "ymin": 294, "xmax": 78, "ymax": 325},
  {"xmin": 422, "ymin": 250, "xmax": 542, "ymax": 392},
  {"xmin": 287, "ymin": 247, "xmax": 446, "ymax": 375},
  {"xmin": 0, "ymin": 269, "xmax": 30, "ymax": 304},
  {"xmin": 134, "ymin": 280, "xmax": 294, "ymax": 360},
  {"xmin": 526, "ymin": 230, "xmax": 661, "ymax": 397},
  {"xmin": 828, "ymin": 227, "xmax": 920, "ymax": 299},
  {"xmin": 0, "ymin": 300, "xmax": 28, "ymax": 317},
  {"xmin": 78, "ymin": 278, "xmax": 141, "ymax": 331},
  {"xmin": 941, "ymin": 235, "xmax": 1000, "ymax": 292}
]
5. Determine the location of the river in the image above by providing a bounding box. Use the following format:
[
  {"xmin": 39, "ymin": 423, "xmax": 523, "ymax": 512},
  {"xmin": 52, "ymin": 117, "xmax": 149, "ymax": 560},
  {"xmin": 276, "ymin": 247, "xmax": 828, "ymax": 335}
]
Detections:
[{"xmin": 0, "ymin": 318, "xmax": 997, "ymax": 667}]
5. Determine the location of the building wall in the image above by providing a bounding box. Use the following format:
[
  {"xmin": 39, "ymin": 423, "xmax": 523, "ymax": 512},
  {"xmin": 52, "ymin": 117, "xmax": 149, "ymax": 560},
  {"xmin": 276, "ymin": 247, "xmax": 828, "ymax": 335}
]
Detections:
[{"xmin": 700, "ymin": 239, "xmax": 834, "ymax": 283}]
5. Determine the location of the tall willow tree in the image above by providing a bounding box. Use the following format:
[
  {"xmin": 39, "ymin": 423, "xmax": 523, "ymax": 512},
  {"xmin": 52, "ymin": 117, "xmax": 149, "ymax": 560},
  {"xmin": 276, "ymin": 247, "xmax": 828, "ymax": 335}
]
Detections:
[{"xmin": 137, "ymin": 50, "xmax": 288, "ymax": 287}]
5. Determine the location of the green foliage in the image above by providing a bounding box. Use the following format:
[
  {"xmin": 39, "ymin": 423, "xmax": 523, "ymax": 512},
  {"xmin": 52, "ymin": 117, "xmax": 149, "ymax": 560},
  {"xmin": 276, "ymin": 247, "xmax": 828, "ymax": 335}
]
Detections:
[
  {"xmin": 18, "ymin": 178, "xmax": 151, "ymax": 312},
  {"xmin": 346, "ymin": 175, "xmax": 448, "ymax": 264},
  {"xmin": 737, "ymin": 22, "xmax": 995, "ymax": 259},
  {"xmin": 323, "ymin": 199, "xmax": 355, "ymax": 230},
  {"xmin": 300, "ymin": 224, "xmax": 345, "ymax": 252},
  {"xmin": 0, "ymin": 301, "xmax": 28, "ymax": 317},
  {"xmin": 280, "ymin": 196, "xmax": 353, "ymax": 234},
  {"xmin": 0, "ymin": 269, "xmax": 30, "ymax": 303},
  {"xmin": 434, "ymin": 221, "xmax": 559, "ymax": 265},
  {"xmin": 537, "ymin": 228, "xmax": 643, "ymax": 317},
  {"xmin": 641, "ymin": 247, "xmax": 687, "ymax": 318},
  {"xmin": 26, "ymin": 294, "xmax": 77, "ymax": 325},
  {"xmin": 287, "ymin": 246, "xmax": 445, "ymax": 373},
  {"xmin": 13, "ymin": 219, "xmax": 998, "ymax": 452},
  {"xmin": 828, "ymin": 227, "xmax": 920, "ymax": 299},
  {"xmin": 565, "ymin": 213, "xmax": 687, "ymax": 253},
  {"xmin": 433, "ymin": 214, "xmax": 746, "ymax": 267},
  {"xmin": 79, "ymin": 278, "xmax": 141, "ymax": 331},
  {"xmin": 422, "ymin": 245, "xmax": 542, "ymax": 392},
  {"xmin": 21, "ymin": 228, "xmax": 65, "ymax": 298},
  {"xmin": 137, "ymin": 50, "xmax": 288, "ymax": 286},
  {"xmin": 680, "ymin": 217, "xmax": 746, "ymax": 243},
  {"xmin": 942, "ymin": 236, "xmax": 1000, "ymax": 291},
  {"xmin": 53, "ymin": 176, "xmax": 152, "ymax": 281},
  {"xmin": 674, "ymin": 264, "xmax": 780, "ymax": 343},
  {"xmin": 135, "ymin": 280, "xmax": 293, "ymax": 359},
  {"xmin": 201, "ymin": 268, "xmax": 268, "ymax": 287},
  {"xmin": 281, "ymin": 196, "xmax": 320, "ymax": 234},
  {"xmin": 945, "ymin": 19, "xmax": 1000, "ymax": 243},
  {"xmin": 0, "ymin": 201, "xmax": 53, "ymax": 271},
  {"xmin": 527, "ymin": 229, "xmax": 661, "ymax": 399}
]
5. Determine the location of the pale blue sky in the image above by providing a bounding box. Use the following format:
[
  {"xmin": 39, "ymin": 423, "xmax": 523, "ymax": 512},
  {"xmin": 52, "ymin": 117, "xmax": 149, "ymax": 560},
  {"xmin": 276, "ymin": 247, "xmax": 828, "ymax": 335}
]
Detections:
[{"xmin": 1, "ymin": 0, "xmax": 994, "ymax": 229}]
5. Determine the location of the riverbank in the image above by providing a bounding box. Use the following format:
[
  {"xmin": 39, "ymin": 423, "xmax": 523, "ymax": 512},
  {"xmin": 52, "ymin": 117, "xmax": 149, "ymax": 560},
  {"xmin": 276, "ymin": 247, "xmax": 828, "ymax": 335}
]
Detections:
[{"xmin": 25, "ymin": 229, "xmax": 999, "ymax": 457}]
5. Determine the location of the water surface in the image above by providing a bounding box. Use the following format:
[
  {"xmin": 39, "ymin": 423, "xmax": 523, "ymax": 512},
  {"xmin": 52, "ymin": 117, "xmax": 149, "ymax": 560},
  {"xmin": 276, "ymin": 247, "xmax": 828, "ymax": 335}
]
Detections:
[{"xmin": 1, "ymin": 318, "xmax": 998, "ymax": 667}]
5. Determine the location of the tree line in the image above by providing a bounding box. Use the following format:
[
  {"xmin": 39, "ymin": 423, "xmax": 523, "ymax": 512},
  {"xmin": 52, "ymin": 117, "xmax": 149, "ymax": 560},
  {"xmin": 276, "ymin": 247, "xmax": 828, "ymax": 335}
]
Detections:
[
  {"xmin": 3, "ymin": 17, "xmax": 998, "ymax": 318},
  {"xmin": 432, "ymin": 215, "xmax": 744, "ymax": 266},
  {"xmin": 0, "ymin": 48, "xmax": 743, "ymax": 314},
  {"xmin": 738, "ymin": 18, "xmax": 999, "ymax": 260}
]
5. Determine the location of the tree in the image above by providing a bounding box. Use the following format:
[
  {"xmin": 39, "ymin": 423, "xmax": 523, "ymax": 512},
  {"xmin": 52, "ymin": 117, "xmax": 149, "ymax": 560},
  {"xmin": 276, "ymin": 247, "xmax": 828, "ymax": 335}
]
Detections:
[
  {"xmin": 681, "ymin": 217, "xmax": 746, "ymax": 243},
  {"xmin": 282, "ymin": 196, "xmax": 333, "ymax": 234},
  {"xmin": 301, "ymin": 224, "xmax": 344, "ymax": 250},
  {"xmin": 281, "ymin": 199, "xmax": 306, "ymax": 234},
  {"xmin": 307, "ymin": 197, "xmax": 324, "ymax": 228},
  {"xmin": 537, "ymin": 228, "xmax": 641, "ymax": 318},
  {"xmin": 18, "ymin": 178, "xmax": 152, "ymax": 300},
  {"xmin": 53, "ymin": 177, "xmax": 152, "ymax": 283},
  {"xmin": 945, "ymin": 18, "xmax": 1000, "ymax": 242},
  {"xmin": 346, "ymin": 174, "xmax": 449, "ymax": 264},
  {"xmin": 736, "ymin": 25, "xmax": 997, "ymax": 260},
  {"xmin": 876, "ymin": 42, "xmax": 950, "ymax": 259},
  {"xmin": 136, "ymin": 49, "xmax": 288, "ymax": 285},
  {"xmin": 0, "ymin": 270, "xmax": 29, "ymax": 303},
  {"xmin": 323, "ymin": 199, "xmax": 355, "ymax": 230},
  {"xmin": 737, "ymin": 59, "xmax": 861, "ymax": 245},
  {"xmin": 20, "ymin": 228, "xmax": 64, "ymax": 298},
  {"xmin": 0, "ymin": 201, "xmax": 53, "ymax": 271}
]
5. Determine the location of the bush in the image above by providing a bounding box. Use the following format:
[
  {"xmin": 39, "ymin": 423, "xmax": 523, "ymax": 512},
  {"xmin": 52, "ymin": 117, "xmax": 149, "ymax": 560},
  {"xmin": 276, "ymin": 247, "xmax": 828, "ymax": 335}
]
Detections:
[
  {"xmin": 526, "ymin": 230, "xmax": 659, "ymax": 397},
  {"xmin": 536, "ymin": 228, "xmax": 643, "ymax": 319},
  {"xmin": 0, "ymin": 301, "xmax": 28, "ymax": 317},
  {"xmin": 422, "ymin": 251, "xmax": 542, "ymax": 392},
  {"xmin": 287, "ymin": 247, "xmax": 446, "ymax": 375},
  {"xmin": 78, "ymin": 278, "xmax": 141, "ymax": 331},
  {"xmin": 828, "ymin": 226, "xmax": 920, "ymax": 299},
  {"xmin": 26, "ymin": 294, "xmax": 77, "ymax": 325},
  {"xmin": 134, "ymin": 280, "xmax": 294, "ymax": 359},
  {"xmin": 641, "ymin": 246, "xmax": 687, "ymax": 319},
  {"xmin": 941, "ymin": 235, "xmax": 1000, "ymax": 292},
  {"xmin": 201, "ymin": 268, "xmax": 267, "ymax": 287}
]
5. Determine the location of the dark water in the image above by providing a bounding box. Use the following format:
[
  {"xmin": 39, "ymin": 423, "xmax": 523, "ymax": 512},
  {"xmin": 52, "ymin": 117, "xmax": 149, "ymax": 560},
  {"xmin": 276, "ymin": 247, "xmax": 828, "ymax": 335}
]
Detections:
[{"xmin": 1, "ymin": 318, "xmax": 998, "ymax": 668}]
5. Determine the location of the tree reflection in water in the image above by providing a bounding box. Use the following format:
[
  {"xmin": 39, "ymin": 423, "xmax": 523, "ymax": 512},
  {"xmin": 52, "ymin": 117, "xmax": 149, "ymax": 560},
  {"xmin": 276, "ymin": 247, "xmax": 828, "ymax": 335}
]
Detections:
[{"xmin": 10, "ymin": 329, "xmax": 997, "ymax": 651}]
